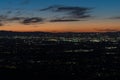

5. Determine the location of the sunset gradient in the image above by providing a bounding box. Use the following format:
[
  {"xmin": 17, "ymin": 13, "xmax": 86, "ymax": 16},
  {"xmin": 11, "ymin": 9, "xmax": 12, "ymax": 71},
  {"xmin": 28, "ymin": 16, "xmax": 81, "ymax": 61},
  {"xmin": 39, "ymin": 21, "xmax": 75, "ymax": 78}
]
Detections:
[{"xmin": 0, "ymin": 0, "xmax": 120, "ymax": 32}]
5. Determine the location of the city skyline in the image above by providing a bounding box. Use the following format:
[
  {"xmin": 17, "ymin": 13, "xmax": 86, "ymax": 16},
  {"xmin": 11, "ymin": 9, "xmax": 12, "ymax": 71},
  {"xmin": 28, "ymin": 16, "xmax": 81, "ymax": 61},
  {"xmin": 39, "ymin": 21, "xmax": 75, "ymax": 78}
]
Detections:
[{"xmin": 0, "ymin": 0, "xmax": 120, "ymax": 32}]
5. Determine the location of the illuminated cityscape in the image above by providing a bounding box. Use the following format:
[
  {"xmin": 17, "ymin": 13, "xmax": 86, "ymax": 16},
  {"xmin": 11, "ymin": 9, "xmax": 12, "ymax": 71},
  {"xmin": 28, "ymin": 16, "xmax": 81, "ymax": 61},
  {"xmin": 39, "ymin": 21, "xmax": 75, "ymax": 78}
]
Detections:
[{"xmin": 0, "ymin": 31, "xmax": 120, "ymax": 79}]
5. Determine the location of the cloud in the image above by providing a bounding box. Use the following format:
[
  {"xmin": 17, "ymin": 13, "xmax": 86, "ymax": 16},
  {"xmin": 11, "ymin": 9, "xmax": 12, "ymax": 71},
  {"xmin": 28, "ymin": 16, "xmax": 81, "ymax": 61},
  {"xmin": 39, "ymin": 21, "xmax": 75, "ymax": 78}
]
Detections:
[
  {"xmin": 0, "ymin": 23, "xmax": 3, "ymax": 26},
  {"xmin": 8, "ymin": 17, "xmax": 25, "ymax": 21},
  {"xmin": 0, "ymin": 14, "xmax": 44, "ymax": 25},
  {"xmin": 0, "ymin": 15, "xmax": 25, "ymax": 23},
  {"xmin": 95, "ymin": 28, "xmax": 120, "ymax": 32},
  {"xmin": 41, "ymin": 5, "xmax": 92, "ymax": 21},
  {"xmin": 0, "ymin": 5, "xmax": 92, "ymax": 25},
  {"xmin": 0, "ymin": 15, "xmax": 8, "ymax": 26},
  {"xmin": 50, "ymin": 18, "xmax": 81, "ymax": 22},
  {"xmin": 21, "ymin": 17, "xmax": 44, "ymax": 25},
  {"xmin": 109, "ymin": 16, "xmax": 120, "ymax": 19},
  {"xmin": 0, "ymin": 15, "xmax": 8, "ymax": 20}
]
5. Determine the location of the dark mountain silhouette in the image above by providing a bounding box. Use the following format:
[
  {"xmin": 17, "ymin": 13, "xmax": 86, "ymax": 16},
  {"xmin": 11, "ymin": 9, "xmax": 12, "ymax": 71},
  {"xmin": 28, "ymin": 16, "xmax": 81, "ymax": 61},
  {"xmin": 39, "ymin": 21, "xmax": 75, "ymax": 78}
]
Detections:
[{"xmin": 0, "ymin": 30, "xmax": 120, "ymax": 37}]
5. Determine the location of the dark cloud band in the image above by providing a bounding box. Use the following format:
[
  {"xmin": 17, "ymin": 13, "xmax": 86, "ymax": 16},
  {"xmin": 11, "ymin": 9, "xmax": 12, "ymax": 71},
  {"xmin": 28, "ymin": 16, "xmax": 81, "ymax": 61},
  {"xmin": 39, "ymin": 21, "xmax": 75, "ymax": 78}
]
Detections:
[
  {"xmin": 21, "ymin": 17, "xmax": 44, "ymax": 25},
  {"xmin": 0, "ymin": 5, "xmax": 92, "ymax": 26},
  {"xmin": 95, "ymin": 28, "xmax": 120, "ymax": 32},
  {"xmin": 41, "ymin": 5, "xmax": 92, "ymax": 21},
  {"xmin": 110, "ymin": 16, "xmax": 120, "ymax": 19},
  {"xmin": 50, "ymin": 19, "xmax": 80, "ymax": 22}
]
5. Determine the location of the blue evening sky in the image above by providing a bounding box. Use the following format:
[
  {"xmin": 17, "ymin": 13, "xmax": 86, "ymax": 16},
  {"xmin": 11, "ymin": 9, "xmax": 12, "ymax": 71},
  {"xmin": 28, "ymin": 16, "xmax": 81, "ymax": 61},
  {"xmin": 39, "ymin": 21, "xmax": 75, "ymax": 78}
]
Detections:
[{"xmin": 0, "ymin": 0, "xmax": 120, "ymax": 19}]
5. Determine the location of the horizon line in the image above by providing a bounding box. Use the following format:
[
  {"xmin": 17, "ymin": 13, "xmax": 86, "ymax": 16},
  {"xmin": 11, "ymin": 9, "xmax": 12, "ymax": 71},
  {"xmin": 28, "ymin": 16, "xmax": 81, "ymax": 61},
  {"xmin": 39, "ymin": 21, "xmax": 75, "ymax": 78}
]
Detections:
[{"xmin": 0, "ymin": 30, "xmax": 119, "ymax": 33}]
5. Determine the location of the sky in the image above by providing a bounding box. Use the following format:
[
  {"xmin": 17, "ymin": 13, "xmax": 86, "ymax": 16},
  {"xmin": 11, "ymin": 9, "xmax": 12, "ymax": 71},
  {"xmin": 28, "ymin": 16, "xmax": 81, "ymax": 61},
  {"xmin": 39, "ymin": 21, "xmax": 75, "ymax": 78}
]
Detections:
[{"xmin": 0, "ymin": 0, "xmax": 120, "ymax": 32}]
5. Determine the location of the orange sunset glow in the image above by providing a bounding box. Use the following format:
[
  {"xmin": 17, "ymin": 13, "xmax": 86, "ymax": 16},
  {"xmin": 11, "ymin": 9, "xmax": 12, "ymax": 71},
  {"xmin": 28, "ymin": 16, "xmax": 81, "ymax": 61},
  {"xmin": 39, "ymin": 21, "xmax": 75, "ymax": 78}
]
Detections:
[{"xmin": 0, "ymin": 20, "xmax": 120, "ymax": 32}]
